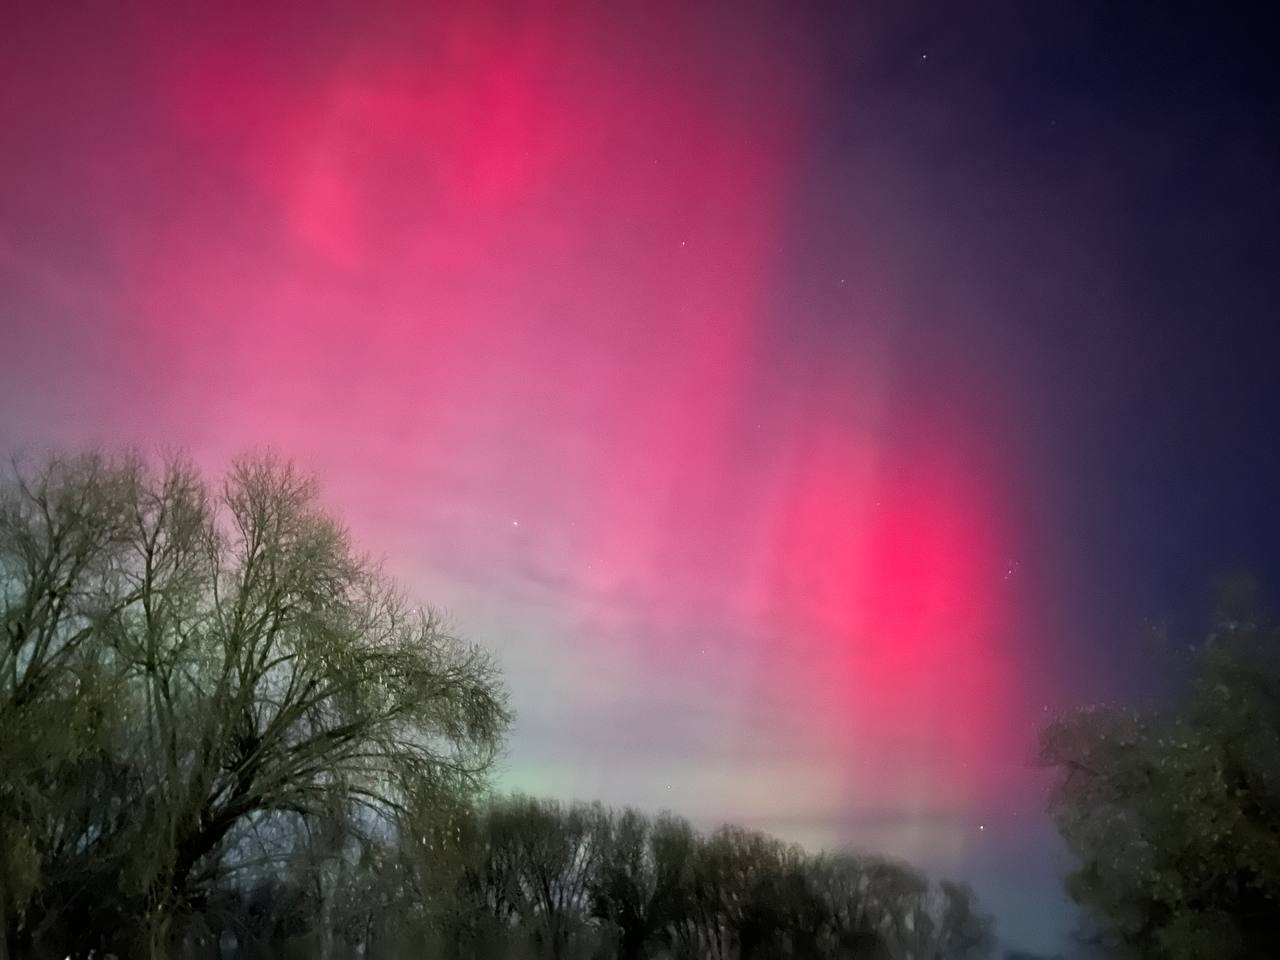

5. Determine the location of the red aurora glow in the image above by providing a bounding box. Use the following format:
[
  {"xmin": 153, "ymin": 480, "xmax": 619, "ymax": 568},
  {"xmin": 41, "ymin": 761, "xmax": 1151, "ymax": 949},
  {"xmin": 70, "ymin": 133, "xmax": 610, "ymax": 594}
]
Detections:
[{"xmin": 0, "ymin": 0, "xmax": 1045, "ymax": 870}]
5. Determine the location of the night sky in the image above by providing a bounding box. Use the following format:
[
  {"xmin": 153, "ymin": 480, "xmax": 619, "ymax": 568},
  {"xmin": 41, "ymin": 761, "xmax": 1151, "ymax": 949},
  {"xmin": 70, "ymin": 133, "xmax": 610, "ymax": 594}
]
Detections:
[{"xmin": 3, "ymin": 3, "xmax": 1278, "ymax": 953}]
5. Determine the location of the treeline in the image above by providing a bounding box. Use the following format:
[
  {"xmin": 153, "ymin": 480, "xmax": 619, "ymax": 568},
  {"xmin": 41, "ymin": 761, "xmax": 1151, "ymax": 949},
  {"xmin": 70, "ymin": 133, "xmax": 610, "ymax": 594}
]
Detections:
[
  {"xmin": 0, "ymin": 451, "xmax": 994, "ymax": 959},
  {"xmin": 189, "ymin": 793, "xmax": 997, "ymax": 960}
]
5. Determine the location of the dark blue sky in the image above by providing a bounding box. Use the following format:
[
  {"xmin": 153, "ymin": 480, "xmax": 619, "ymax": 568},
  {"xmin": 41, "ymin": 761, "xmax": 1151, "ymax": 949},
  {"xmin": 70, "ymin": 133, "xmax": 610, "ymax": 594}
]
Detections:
[{"xmin": 806, "ymin": 0, "xmax": 1280, "ymax": 680}]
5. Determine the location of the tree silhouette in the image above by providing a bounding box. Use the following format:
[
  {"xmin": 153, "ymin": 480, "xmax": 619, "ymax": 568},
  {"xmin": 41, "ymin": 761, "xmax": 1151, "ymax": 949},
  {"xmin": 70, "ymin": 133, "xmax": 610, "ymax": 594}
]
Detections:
[
  {"xmin": 1041, "ymin": 615, "xmax": 1280, "ymax": 959},
  {"xmin": 0, "ymin": 451, "xmax": 510, "ymax": 958}
]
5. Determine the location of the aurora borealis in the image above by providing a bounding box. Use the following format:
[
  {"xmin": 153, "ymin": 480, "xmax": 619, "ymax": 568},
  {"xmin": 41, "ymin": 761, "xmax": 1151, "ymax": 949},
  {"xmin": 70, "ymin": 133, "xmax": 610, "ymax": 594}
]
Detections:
[{"xmin": 4, "ymin": 3, "xmax": 1278, "ymax": 953}]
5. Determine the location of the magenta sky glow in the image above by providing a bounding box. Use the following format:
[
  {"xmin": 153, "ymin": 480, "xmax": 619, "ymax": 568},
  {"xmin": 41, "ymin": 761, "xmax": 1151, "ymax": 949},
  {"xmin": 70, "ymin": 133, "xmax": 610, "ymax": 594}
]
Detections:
[{"xmin": 7, "ymin": 4, "xmax": 1207, "ymax": 951}]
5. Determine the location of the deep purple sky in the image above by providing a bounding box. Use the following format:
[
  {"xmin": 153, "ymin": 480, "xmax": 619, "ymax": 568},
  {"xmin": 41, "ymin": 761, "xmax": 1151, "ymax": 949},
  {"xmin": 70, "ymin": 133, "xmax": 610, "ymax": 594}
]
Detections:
[{"xmin": 3, "ymin": 3, "xmax": 1278, "ymax": 953}]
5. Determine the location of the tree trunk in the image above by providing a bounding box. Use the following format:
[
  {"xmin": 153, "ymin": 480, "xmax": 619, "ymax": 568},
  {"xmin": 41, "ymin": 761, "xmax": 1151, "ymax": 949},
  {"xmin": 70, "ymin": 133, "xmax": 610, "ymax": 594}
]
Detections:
[
  {"xmin": 318, "ymin": 862, "xmax": 336, "ymax": 960},
  {"xmin": 145, "ymin": 910, "xmax": 173, "ymax": 960}
]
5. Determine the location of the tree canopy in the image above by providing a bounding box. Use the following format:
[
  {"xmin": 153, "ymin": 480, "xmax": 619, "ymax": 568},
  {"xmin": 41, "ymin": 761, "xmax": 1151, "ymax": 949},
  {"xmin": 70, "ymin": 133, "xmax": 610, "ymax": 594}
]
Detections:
[
  {"xmin": 1040, "ymin": 616, "xmax": 1280, "ymax": 959},
  {"xmin": 0, "ymin": 451, "xmax": 511, "ymax": 958}
]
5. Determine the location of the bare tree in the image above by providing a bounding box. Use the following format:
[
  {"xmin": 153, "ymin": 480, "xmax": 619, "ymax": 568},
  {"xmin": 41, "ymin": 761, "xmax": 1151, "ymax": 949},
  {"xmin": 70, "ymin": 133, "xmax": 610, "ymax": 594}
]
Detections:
[
  {"xmin": 0, "ymin": 450, "xmax": 511, "ymax": 958},
  {"xmin": 494, "ymin": 795, "xmax": 608, "ymax": 958},
  {"xmin": 591, "ymin": 807, "xmax": 666, "ymax": 960}
]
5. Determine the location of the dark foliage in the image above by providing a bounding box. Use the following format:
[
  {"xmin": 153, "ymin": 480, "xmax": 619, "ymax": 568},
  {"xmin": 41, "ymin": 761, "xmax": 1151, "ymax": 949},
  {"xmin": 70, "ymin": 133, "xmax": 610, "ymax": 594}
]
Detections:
[{"xmin": 1041, "ymin": 613, "xmax": 1280, "ymax": 959}]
